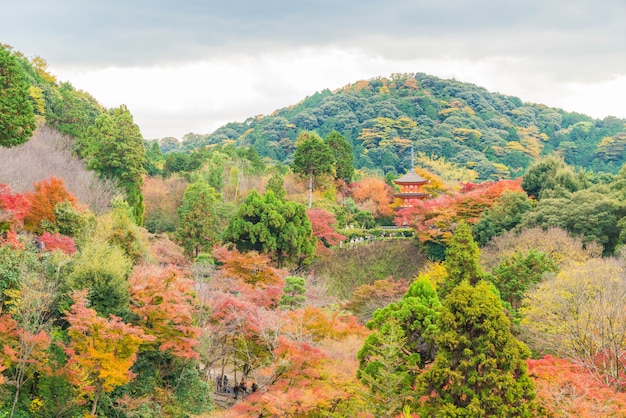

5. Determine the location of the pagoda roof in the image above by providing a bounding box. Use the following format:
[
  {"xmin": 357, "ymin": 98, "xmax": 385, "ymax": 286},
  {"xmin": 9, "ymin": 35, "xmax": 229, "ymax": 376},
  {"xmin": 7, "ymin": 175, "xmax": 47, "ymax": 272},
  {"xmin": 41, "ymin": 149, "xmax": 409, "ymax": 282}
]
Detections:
[
  {"xmin": 394, "ymin": 171, "xmax": 428, "ymax": 184},
  {"xmin": 394, "ymin": 192, "xmax": 429, "ymax": 198}
]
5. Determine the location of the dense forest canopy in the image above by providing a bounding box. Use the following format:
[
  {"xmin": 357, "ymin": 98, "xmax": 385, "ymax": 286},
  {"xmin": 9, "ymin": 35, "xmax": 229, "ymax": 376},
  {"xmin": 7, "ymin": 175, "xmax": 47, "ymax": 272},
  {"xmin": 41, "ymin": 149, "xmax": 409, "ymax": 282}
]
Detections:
[{"xmin": 167, "ymin": 73, "xmax": 626, "ymax": 180}]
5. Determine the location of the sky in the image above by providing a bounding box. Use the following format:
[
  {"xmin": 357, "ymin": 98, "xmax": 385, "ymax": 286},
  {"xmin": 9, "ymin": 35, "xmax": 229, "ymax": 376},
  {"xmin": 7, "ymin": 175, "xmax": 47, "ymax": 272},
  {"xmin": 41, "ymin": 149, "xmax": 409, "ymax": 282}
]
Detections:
[{"xmin": 3, "ymin": 0, "xmax": 625, "ymax": 140}]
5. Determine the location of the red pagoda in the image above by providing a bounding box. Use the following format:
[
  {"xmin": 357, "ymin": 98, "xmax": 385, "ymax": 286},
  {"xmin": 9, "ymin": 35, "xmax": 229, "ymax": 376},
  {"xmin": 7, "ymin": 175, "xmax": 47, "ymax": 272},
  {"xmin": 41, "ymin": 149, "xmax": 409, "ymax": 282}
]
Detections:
[{"xmin": 393, "ymin": 170, "xmax": 429, "ymax": 208}]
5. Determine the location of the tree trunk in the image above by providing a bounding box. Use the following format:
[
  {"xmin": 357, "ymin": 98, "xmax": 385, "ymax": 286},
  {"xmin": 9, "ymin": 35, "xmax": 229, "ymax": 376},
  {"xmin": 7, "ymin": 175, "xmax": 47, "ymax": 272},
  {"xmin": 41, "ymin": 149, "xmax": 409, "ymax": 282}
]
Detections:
[
  {"xmin": 91, "ymin": 386, "xmax": 102, "ymax": 416},
  {"xmin": 308, "ymin": 172, "xmax": 313, "ymax": 208}
]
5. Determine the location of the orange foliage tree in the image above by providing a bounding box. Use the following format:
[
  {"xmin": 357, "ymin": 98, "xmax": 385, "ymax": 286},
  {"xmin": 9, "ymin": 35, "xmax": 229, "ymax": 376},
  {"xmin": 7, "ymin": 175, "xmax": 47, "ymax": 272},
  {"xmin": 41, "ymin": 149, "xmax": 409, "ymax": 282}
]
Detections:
[
  {"xmin": 528, "ymin": 355, "xmax": 626, "ymax": 417},
  {"xmin": 129, "ymin": 264, "xmax": 201, "ymax": 360},
  {"xmin": 395, "ymin": 179, "xmax": 524, "ymax": 245},
  {"xmin": 24, "ymin": 177, "xmax": 78, "ymax": 233},
  {"xmin": 350, "ymin": 177, "xmax": 395, "ymax": 218},
  {"xmin": 62, "ymin": 290, "xmax": 154, "ymax": 416}
]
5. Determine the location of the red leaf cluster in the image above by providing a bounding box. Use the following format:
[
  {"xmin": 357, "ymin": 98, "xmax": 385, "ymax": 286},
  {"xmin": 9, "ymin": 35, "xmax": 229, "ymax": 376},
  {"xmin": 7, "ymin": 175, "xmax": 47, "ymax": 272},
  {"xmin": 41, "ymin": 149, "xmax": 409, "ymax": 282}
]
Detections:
[
  {"xmin": 307, "ymin": 208, "xmax": 346, "ymax": 255},
  {"xmin": 39, "ymin": 231, "xmax": 77, "ymax": 254}
]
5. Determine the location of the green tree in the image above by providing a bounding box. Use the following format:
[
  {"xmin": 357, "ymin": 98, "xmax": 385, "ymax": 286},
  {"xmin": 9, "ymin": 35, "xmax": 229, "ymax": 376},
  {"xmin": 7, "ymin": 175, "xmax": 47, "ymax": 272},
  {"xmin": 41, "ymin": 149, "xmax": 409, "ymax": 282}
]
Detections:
[
  {"xmin": 67, "ymin": 240, "xmax": 132, "ymax": 318},
  {"xmin": 176, "ymin": 182, "xmax": 220, "ymax": 258},
  {"xmin": 326, "ymin": 130, "xmax": 354, "ymax": 182},
  {"xmin": 291, "ymin": 131, "xmax": 334, "ymax": 208},
  {"xmin": 418, "ymin": 280, "xmax": 538, "ymax": 417},
  {"xmin": 491, "ymin": 249, "xmax": 558, "ymax": 310},
  {"xmin": 439, "ymin": 221, "xmax": 485, "ymax": 298},
  {"xmin": 279, "ymin": 276, "xmax": 307, "ymax": 310},
  {"xmin": 266, "ymin": 171, "xmax": 286, "ymax": 200},
  {"xmin": 82, "ymin": 105, "xmax": 147, "ymax": 224},
  {"xmin": 357, "ymin": 278, "xmax": 442, "ymax": 415},
  {"xmin": 473, "ymin": 190, "xmax": 533, "ymax": 246},
  {"xmin": 223, "ymin": 190, "xmax": 316, "ymax": 267},
  {"xmin": 0, "ymin": 46, "xmax": 36, "ymax": 147}
]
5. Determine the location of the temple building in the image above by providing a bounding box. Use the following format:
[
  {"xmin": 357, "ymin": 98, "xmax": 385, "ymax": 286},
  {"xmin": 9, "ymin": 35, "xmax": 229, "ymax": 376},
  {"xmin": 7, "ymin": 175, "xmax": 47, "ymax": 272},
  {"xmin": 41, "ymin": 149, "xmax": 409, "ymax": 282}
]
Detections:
[{"xmin": 393, "ymin": 170, "xmax": 429, "ymax": 208}]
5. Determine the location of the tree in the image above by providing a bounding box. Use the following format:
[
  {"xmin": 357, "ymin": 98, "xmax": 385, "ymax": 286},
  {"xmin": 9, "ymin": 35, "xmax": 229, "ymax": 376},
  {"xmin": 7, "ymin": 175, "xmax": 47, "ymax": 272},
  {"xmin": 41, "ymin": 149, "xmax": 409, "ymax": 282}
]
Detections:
[
  {"xmin": 23, "ymin": 177, "xmax": 79, "ymax": 233},
  {"xmin": 306, "ymin": 208, "xmax": 346, "ymax": 255},
  {"xmin": 62, "ymin": 290, "xmax": 153, "ymax": 416},
  {"xmin": 326, "ymin": 130, "xmax": 354, "ymax": 182},
  {"xmin": 357, "ymin": 278, "xmax": 442, "ymax": 416},
  {"xmin": 473, "ymin": 190, "xmax": 533, "ymax": 246},
  {"xmin": 291, "ymin": 131, "xmax": 334, "ymax": 208},
  {"xmin": 491, "ymin": 249, "xmax": 557, "ymax": 310},
  {"xmin": 418, "ymin": 280, "xmax": 538, "ymax": 417},
  {"xmin": 439, "ymin": 221, "xmax": 485, "ymax": 298},
  {"xmin": 129, "ymin": 265, "xmax": 201, "ymax": 360},
  {"xmin": 0, "ymin": 46, "xmax": 35, "ymax": 148},
  {"xmin": 4, "ymin": 268, "xmax": 56, "ymax": 418},
  {"xmin": 223, "ymin": 190, "xmax": 316, "ymax": 267},
  {"xmin": 67, "ymin": 240, "xmax": 132, "ymax": 317},
  {"xmin": 279, "ymin": 276, "xmax": 306, "ymax": 310},
  {"xmin": 81, "ymin": 106, "xmax": 146, "ymax": 224},
  {"xmin": 350, "ymin": 177, "xmax": 395, "ymax": 219},
  {"xmin": 521, "ymin": 257, "xmax": 626, "ymax": 390},
  {"xmin": 175, "ymin": 182, "xmax": 220, "ymax": 258}
]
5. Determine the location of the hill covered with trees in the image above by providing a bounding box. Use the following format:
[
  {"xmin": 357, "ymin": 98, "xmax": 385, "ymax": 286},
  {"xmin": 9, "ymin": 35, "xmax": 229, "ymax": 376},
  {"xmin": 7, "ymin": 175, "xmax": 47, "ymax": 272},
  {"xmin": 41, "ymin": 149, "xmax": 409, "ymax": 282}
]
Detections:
[
  {"xmin": 2, "ymin": 44, "xmax": 626, "ymax": 417},
  {"xmin": 168, "ymin": 73, "xmax": 626, "ymax": 180}
]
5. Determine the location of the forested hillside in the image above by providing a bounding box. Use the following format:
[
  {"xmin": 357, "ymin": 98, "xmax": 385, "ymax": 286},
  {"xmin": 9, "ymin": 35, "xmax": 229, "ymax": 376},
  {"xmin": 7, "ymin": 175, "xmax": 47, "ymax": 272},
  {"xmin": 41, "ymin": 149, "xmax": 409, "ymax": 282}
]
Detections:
[
  {"xmin": 2, "ymin": 44, "xmax": 626, "ymax": 417},
  {"xmin": 169, "ymin": 73, "xmax": 626, "ymax": 180}
]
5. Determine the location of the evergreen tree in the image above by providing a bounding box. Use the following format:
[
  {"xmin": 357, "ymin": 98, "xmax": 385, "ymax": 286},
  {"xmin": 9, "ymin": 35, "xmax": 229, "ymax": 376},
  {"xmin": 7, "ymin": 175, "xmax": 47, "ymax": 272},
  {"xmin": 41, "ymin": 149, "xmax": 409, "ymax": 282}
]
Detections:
[
  {"xmin": 0, "ymin": 46, "xmax": 36, "ymax": 148},
  {"xmin": 279, "ymin": 276, "xmax": 307, "ymax": 310},
  {"xmin": 82, "ymin": 106, "xmax": 147, "ymax": 224},
  {"xmin": 357, "ymin": 278, "xmax": 442, "ymax": 415},
  {"xmin": 266, "ymin": 171, "xmax": 286, "ymax": 200},
  {"xmin": 418, "ymin": 280, "xmax": 538, "ymax": 417},
  {"xmin": 223, "ymin": 190, "xmax": 316, "ymax": 267},
  {"xmin": 291, "ymin": 131, "xmax": 334, "ymax": 208},
  {"xmin": 176, "ymin": 182, "xmax": 220, "ymax": 258},
  {"xmin": 326, "ymin": 130, "xmax": 354, "ymax": 182},
  {"xmin": 439, "ymin": 221, "xmax": 485, "ymax": 298}
]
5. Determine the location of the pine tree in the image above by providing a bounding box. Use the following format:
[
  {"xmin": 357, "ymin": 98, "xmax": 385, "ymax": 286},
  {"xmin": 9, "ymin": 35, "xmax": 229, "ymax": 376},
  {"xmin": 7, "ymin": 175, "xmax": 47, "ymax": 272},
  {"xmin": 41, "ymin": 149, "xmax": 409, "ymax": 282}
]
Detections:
[
  {"xmin": 176, "ymin": 182, "xmax": 220, "ymax": 258},
  {"xmin": 291, "ymin": 131, "xmax": 334, "ymax": 208},
  {"xmin": 326, "ymin": 130, "xmax": 354, "ymax": 182}
]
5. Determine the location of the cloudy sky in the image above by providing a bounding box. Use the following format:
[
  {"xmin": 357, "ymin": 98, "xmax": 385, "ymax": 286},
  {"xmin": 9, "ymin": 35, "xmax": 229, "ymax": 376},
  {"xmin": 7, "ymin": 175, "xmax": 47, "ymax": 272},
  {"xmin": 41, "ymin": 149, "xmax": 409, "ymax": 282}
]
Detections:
[{"xmin": 3, "ymin": 0, "xmax": 625, "ymax": 139}]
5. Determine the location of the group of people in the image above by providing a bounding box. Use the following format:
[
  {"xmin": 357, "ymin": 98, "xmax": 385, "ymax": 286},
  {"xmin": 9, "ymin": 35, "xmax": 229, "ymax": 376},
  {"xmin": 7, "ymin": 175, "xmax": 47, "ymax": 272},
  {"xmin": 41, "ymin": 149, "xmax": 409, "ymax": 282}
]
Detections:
[{"xmin": 216, "ymin": 374, "xmax": 258, "ymax": 401}]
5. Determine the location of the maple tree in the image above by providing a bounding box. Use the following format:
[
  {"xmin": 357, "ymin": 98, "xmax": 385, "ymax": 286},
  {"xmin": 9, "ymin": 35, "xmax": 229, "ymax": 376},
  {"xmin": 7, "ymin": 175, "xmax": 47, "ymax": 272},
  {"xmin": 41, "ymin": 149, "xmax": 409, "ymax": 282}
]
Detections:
[
  {"xmin": 306, "ymin": 208, "xmax": 346, "ymax": 255},
  {"xmin": 395, "ymin": 179, "xmax": 525, "ymax": 246},
  {"xmin": 4, "ymin": 269, "xmax": 56, "ymax": 418},
  {"xmin": 528, "ymin": 355, "xmax": 626, "ymax": 417},
  {"xmin": 38, "ymin": 231, "xmax": 77, "ymax": 254},
  {"xmin": 62, "ymin": 290, "xmax": 153, "ymax": 416},
  {"xmin": 129, "ymin": 264, "xmax": 201, "ymax": 360},
  {"xmin": 350, "ymin": 177, "xmax": 394, "ymax": 218},
  {"xmin": 23, "ymin": 177, "xmax": 78, "ymax": 233}
]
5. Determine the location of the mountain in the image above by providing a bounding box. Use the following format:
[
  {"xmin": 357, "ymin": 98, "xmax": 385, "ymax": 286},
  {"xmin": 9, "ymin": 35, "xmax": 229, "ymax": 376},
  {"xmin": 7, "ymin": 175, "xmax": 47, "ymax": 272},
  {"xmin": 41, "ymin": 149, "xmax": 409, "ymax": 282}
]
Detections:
[{"xmin": 172, "ymin": 73, "xmax": 626, "ymax": 180}]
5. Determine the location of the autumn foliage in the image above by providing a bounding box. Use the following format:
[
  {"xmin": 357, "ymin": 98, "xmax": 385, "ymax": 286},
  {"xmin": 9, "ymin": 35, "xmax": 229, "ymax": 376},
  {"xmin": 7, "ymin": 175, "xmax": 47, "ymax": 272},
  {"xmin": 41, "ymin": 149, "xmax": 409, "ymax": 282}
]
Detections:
[
  {"xmin": 350, "ymin": 177, "xmax": 395, "ymax": 218},
  {"xmin": 38, "ymin": 231, "xmax": 77, "ymax": 254},
  {"xmin": 307, "ymin": 208, "xmax": 346, "ymax": 254},
  {"xmin": 395, "ymin": 179, "xmax": 524, "ymax": 244},
  {"xmin": 528, "ymin": 355, "xmax": 626, "ymax": 417},
  {"xmin": 24, "ymin": 177, "xmax": 79, "ymax": 232},
  {"xmin": 62, "ymin": 290, "xmax": 154, "ymax": 414}
]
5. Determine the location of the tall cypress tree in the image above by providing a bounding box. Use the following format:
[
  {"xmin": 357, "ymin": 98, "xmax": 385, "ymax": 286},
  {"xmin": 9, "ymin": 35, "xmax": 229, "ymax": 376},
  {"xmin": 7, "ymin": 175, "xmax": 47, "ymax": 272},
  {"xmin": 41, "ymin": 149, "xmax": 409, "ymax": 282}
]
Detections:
[
  {"xmin": 439, "ymin": 221, "xmax": 485, "ymax": 298},
  {"xmin": 418, "ymin": 280, "xmax": 538, "ymax": 417}
]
